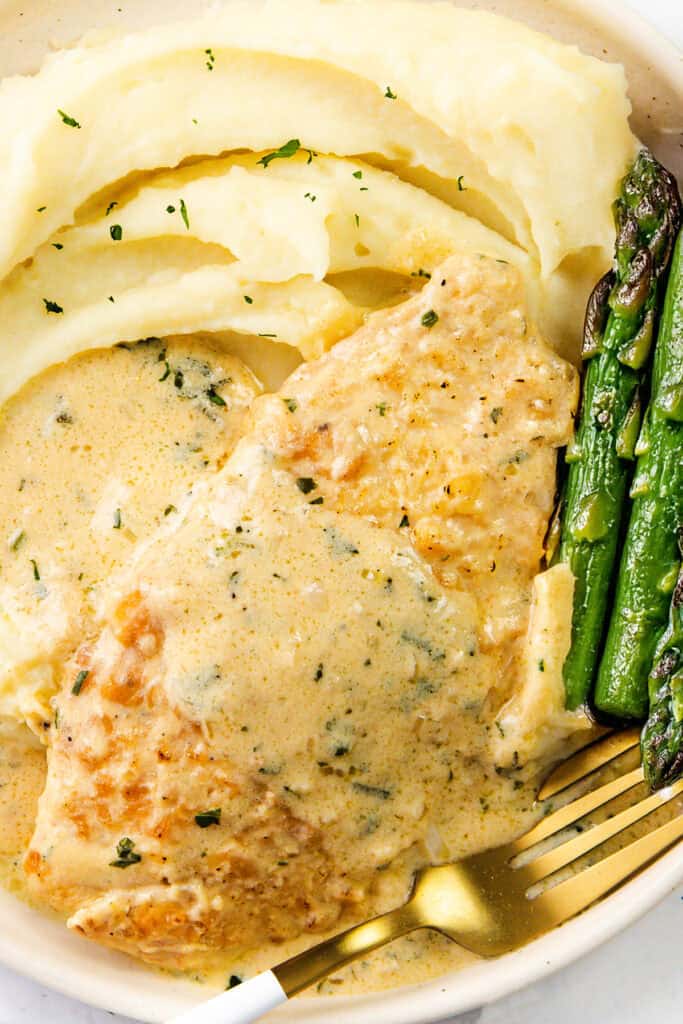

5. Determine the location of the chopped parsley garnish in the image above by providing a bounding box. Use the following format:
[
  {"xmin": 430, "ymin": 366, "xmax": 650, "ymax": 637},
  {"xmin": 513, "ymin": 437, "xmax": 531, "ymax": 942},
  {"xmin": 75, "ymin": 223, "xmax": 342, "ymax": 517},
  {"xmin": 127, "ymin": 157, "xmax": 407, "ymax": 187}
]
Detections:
[
  {"xmin": 399, "ymin": 514, "xmax": 410, "ymax": 528},
  {"xmin": 113, "ymin": 508, "xmax": 122, "ymax": 530},
  {"xmin": 457, "ymin": 175, "xmax": 466, "ymax": 191},
  {"xmin": 174, "ymin": 369, "xmax": 184, "ymax": 389},
  {"xmin": 257, "ymin": 333, "xmax": 277, "ymax": 339},
  {"xmin": 309, "ymin": 496, "xmax": 324, "ymax": 505},
  {"xmin": 108, "ymin": 296, "xmax": 115, "ymax": 303},
  {"xmin": 421, "ymin": 309, "xmax": 439, "ymax": 329},
  {"xmin": 179, "ymin": 198, "xmax": 190, "ymax": 230},
  {"xmin": 315, "ymin": 664, "xmax": 324, "ymax": 681},
  {"xmin": 8, "ymin": 529, "xmax": 25, "ymax": 551},
  {"xmin": 57, "ymin": 109, "xmax": 81, "ymax": 128},
  {"xmin": 36, "ymin": 206, "xmax": 46, "ymax": 213},
  {"xmin": 257, "ymin": 139, "xmax": 301, "ymax": 168},
  {"xmin": 30, "ymin": 559, "xmax": 40, "ymax": 581},
  {"xmin": 354, "ymin": 213, "xmax": 360, "ymax": 228},
  {"xmin": 353, "ymin": 170, "xmax": 363, "ymax": 180},
  {"xmin": 283, "ymin": 397, "xmax": 298, "ymax": 413},
  {"xmin": 227, "ymin": 975, "xmax": 243, "ymax": 990},
  {"xmin": 296, "ymin": 477, "xmax": 317, "ymax": 495},
  {"xmin": 52, "ymin": 243, "xmax": 64, "ymax": 250},
  {"xmin": 43, "ymin": 298, "xmax": 64, "ymax": 314},
  {"xmin": 110, "ymin": 837, "xmax": 142, "ymax": 868},
  {"xmin": 207, "ymin": 387, "xmax": 226, "ymax": 407},
  {"xmin": 304, "ymin": 192, "xmax": 316, "ymax": 202},
  {"xmin": 205, "ymin": 47, "xmax": 216, "ymax": 71},
  {"xmin": 491, "ymin": 407, "xmax": 503, "ymax": 424},
  {"xmin": 352, "ymin": 781, "xmax": 391, "ymax": 800},
  {"xmin": 411, "ymin": 268, "xmax": 431, "ymax": 279},
  {"xmin": 243, "ymin": 295, "xmax": 253, "ymax": 304},
  {"xmin": 195, "ymin": 808, "xmax": 222, "ymax": 828},
  {"xmin": 164, "ymin": 504, "xmax": 177, "ymax": 516},
  {"xmin": 384, "ymin": 86, "xmax": 397, "ymax": 99},
  {"xmin": 106, "ymin": 201, "xmax": 118, "ymax": 216},
  {"xmin": 72, "ymin": 669, "xmax": 89, "ymax": 696},
  {"xmin": 166, "ymin": 204, "xmax": 176, "ymax": 214},
  {"xmin": 377, "ymin": 402, "xmax": 388, "ymax": 417},
  {"xmin": 109, "ymin": 224, "xmax": 123, "ymax": 241},
  {"xmin": 538, "ymin": 659, "xmax": 546, "ymax": 673},
  {"xmin": 159, "ymin": 361, "xmax": 171, "ymax": 382}
]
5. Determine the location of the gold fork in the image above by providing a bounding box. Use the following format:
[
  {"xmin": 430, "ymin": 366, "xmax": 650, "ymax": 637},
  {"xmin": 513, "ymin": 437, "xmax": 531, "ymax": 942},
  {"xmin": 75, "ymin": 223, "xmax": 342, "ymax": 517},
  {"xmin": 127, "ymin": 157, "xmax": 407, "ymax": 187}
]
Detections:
[{"xmin": 168, "ymin": 728, "xmax": 683, "ymax": 1024}]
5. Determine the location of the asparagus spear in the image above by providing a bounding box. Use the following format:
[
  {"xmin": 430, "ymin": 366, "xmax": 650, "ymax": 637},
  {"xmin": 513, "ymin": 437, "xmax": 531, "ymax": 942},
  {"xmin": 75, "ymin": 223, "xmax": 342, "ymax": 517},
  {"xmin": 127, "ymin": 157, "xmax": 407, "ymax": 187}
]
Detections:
[
  {"xmin": 595, "ymin": 230, "xmax": 683, "ymax": 718},
  {"xmin": 642, "ymin": 539, "xmax": 683, "ymax": 789},
  {"xmin": 557, "ymin": 149, "xmax": 681, "ymax": 711}
]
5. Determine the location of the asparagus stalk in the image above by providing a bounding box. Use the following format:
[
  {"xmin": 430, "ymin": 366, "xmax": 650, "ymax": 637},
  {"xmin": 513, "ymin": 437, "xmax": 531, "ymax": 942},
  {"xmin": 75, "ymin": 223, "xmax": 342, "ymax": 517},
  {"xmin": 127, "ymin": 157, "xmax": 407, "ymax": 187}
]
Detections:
[
  {"xmin": 557, "ymin": 149, "xmax": 681, "ymax": 711},
  {"xmin": 595, "ymin": 230, "xmax": 683, "ymax": 718},
  {"xmin": 642, "ymin": 539, "xmax": 683, "ymax": 789}
]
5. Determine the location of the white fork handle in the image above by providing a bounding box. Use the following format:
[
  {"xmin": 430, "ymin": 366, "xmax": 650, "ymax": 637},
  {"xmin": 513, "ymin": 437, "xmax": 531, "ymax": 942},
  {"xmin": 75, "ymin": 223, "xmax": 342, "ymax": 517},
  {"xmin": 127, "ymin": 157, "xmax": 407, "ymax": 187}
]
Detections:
[{"xmin": 166, "ymin": 971, "xmax": 287, "ymax": 1024}]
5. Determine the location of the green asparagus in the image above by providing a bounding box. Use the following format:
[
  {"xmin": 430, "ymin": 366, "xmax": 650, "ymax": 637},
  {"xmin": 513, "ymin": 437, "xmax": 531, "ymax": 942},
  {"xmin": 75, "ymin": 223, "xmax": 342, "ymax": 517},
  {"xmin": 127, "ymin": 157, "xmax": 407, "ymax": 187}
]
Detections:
[
  {"xmin": 642, "ymin": 539, "xmax": 683, "ymax": 789},
  {"xmin": 557, "ymin": 149, "xmax": 681, "ymax": 711},
  {"xmin": 595, "ymin": 230, "xmax": 683, "ymax": 718}
]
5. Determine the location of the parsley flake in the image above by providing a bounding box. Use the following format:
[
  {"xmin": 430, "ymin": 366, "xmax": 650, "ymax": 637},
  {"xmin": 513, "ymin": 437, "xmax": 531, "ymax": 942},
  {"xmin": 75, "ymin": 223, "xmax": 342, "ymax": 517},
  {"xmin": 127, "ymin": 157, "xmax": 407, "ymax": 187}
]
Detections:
[
  {"xmin": 36, "ymin": 206, "xmax": 46, "ymax": 213},
  {"xmin": 195, "ymin": 808, "xmax": 221, "ymax": 828},
  {"xmin": 72, "ymin": 669, "xmax": 89, "ymax": 696},
  {"xmin": 179, "ymin": 198, "xmax": 190, "ymax": 230},
  {"xmin": 106, "ymin": 201, "xmax": 118, "ymax": 216},
  {"xmin": 110, "ymin": 837, "xmax": 142, "ymax": 868},
  {"xmin": 421, "ymin": 310, "xmax": 439, "ymax": 329},
  {"xmin": 207, "ymin": 387, "xmax": 226, "ymax": 407},
  {"xmin": 457, "ymin": 175, "xmax": 466, "ymax": 191},
  {"xmin": 9, "ymin": 529, "xmax": 25, "ymax": 551},
  {"xmin": 52, "ymin": 243, "xmax": 64, "ymax": 250},
  {"xmin": 164, "ymin": 504, "xmax": 177, "ymax": 516},
  {"xmin": 296, "ymin": 477, "xmax": 317, "ymax": 495},
  {"xmin": 43, "ymin": 298, "xmax": 64, "ymax": 314},
  {"xmin": 30, "ymin": 559, "xmax": 40, "ymax": 581},
  {"xmin": 399, "ymin": 514, "xmax": 410, "ymax": 528},
  {"xmin": 113, "ymin": 509, "xmax": 122, "ymax": 530},
  {"xmin": 57, "ymin": 109, "xmax": 81, "ymax": 128},
  {"xmin": 257, "ymin": 139, "xmax": 301, "ymax": 168},
  {"xmin": 384, "ymin": 86, "xmax": 397, "ymax": 99},
  {"xmin": 205, "ymin": 47, "xmax": 216, "ymax": 71},
  {"xmin": 166, "ymin": 204, "xmax": 176, "ymax": 214},
  {"xmin": 283, "ymin": 398, "xmax": 298, "ymax": 413},
  {"xmin": 353, "ymin": 170, "xmax": 363, "ymax": 180},
  {"xmin": 243, "ymin": 295, "xmax": 253, "ymax": 304},
  {"xmin": 109, "ymin": 224, "xmax": 123, "ymax": 241}
]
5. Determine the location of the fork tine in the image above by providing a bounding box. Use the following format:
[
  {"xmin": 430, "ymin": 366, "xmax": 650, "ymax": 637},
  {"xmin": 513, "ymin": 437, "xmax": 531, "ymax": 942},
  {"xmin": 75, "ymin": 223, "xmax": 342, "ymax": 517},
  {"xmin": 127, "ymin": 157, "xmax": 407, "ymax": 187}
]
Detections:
[
  {"xmin": 535, "ymin": 812, "xmax": 683, "ymax": 925},
  {"xmin": 513, "ymin": 767, "xmax": 644, "ymax": 853},
  {"xmin": 539, "ymin": 728, "xmax": 641, "ymax": 801},
  {"xmin": 527, "ymin": 778, "xmax": 683, "ymax": 880}
]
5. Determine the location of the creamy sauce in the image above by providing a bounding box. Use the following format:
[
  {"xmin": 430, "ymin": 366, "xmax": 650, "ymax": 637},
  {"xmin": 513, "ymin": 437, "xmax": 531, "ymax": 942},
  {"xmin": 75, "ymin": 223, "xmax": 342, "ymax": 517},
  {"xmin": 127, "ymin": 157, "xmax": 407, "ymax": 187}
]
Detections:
[
  {"xmin": 0, "ymin": 723, "xmax": 45, "ymax": 900},
  {"xmin": 0, "ymin": 336, "xmax": 261, "ymax": 727}
]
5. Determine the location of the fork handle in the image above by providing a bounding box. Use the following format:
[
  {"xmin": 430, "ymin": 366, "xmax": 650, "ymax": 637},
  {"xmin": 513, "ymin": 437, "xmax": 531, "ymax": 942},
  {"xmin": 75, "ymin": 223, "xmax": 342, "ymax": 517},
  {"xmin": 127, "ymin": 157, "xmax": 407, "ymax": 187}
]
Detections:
[
  {"xmin": 165, "ymin": 904, "xmax": 421, "ymax": 1024},
  {"xmin": 165, "ymin": 971, "xmax": 287, "ymax": 1024}
]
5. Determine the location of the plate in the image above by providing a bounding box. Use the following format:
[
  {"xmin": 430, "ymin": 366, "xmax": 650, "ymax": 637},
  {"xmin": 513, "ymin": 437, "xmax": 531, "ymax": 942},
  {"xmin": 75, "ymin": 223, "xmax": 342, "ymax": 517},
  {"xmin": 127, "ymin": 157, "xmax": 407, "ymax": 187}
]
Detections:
[{"xmin": 0, "ymin": 1, "xmax": 681, "ymax": 1021}]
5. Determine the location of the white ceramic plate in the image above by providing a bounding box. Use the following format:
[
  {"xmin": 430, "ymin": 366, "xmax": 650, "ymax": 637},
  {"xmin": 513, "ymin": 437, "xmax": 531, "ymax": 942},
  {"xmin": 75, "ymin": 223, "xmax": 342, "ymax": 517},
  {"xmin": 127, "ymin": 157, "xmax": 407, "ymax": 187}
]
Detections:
[{"xmin": 0, "ymin": 1, "xmax": 681, "ymax": 1021}]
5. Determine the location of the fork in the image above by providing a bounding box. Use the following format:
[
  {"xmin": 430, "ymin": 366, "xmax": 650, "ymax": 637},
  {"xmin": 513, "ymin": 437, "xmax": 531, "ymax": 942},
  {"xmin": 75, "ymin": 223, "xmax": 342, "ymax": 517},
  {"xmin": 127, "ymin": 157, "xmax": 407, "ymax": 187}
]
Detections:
[{"xmin": 167, "ymin": 728, "xmax": 683, "ymax": 1024}]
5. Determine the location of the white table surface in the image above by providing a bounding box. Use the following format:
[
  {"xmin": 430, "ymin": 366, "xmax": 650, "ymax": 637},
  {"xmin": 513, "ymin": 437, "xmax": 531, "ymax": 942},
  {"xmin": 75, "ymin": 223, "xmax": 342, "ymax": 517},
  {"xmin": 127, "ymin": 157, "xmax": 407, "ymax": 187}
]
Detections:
[{"xmin": 1, "ymin": 1, "xmax": 681, "ymax": 1022}]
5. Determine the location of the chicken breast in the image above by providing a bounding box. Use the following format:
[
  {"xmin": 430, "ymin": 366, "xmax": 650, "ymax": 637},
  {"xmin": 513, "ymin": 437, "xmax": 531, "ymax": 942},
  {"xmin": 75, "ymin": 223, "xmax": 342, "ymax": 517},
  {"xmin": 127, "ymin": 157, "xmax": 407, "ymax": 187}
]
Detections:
[{"xmin": 25, "ymin": 253, "xmax": 578, "ymax": 969}]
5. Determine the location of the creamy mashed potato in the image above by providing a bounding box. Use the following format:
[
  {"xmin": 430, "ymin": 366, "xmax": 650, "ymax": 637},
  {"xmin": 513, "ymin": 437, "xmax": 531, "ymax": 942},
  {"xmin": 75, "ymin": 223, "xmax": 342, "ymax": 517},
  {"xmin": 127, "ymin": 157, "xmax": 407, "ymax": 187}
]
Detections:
[{"xmin": 0, "ymin": 0, "xmax": 632, "ymax": 997}]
